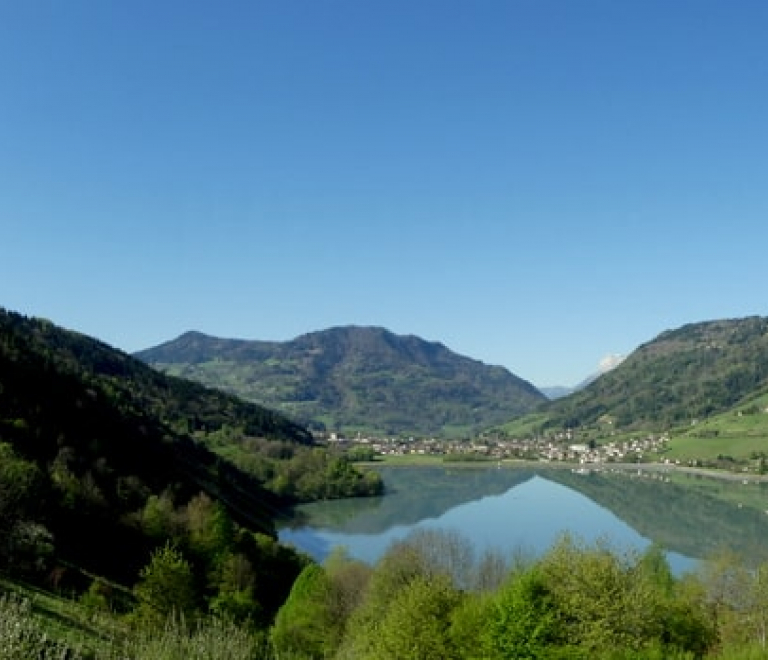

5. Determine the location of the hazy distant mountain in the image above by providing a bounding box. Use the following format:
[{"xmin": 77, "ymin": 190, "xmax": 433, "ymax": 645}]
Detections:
[
  {"xmin": 507, "ymin": 316, "xmax": 768, "ymax": 434},
  {"xmin": 136, "ymin": 326, "xmax": 546, "ymax": 437},
  {"xmin": 540, "ymin": 354, "xmax": 626, "ymax": 400},
  {"xmin": 540, "ymin": 386, "xmax": 576, "ymax": 400}
]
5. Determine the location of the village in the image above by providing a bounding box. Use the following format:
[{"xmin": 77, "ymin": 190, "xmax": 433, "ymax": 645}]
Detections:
[{"xmin": 328, "ymin": 431, "xmax": 671, "ymax": 465}]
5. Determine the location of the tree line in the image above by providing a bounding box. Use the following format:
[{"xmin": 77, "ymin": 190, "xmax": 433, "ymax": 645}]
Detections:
[
  {"xmin": 6, "ymin": 528, "xmax": 768, "ymax": 658},
  {"xmin": 271, "ymin": 529, "xmax": 768, "ymax": 659}
]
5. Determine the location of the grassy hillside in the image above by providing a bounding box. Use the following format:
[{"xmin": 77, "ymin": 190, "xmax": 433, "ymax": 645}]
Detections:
[
  {"xmin": 662, "ymin": 390, "xmax": 768, "ymax": 463},
  {"xmin": 136, "ymin": 326, "xmax": 546, "ymax": 437},
  {"xmin": 501, "ymin": 316, "xmax": 768, "ymax": 446}
]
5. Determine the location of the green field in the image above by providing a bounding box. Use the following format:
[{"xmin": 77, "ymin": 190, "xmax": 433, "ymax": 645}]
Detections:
[
  {"xmin": 369, "ymin": 453, "xmax": 451, "ymax": 467},
  {"xmin": 494, "ymin": 411, "xmax": 552, "ymax": 438},
  {"xmin": 665, "ymin": 392, "xmax": 768, "ymax": 463}
]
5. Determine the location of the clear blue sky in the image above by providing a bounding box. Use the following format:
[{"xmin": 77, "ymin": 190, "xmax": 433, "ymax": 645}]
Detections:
[{"xmin": 2, "ymin": 1, "xmax": 766, "ymax": 387}]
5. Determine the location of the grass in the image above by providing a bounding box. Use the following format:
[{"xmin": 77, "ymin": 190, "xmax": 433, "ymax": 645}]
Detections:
[
  {"xmin": 664, "ymin": 394, "xmax": 768, "ymax": 463},
  {"xmin": 121, "ymin": 616, "xmax": 269, "ymax": 659},
  {"xmin": 664, "ymin": 434, "xmax": 767, "ymax": 462},
  {"xmin": 372, "ymin": 453, "xmax": 448, "ymax": 466},
  {"xmin": 0, "ymin": 592, "xmax": 81, "ymax": 659},
  {"xmin": 0, "ymin": 577, "xmax": 271, "ymax": 659},
  {"xmin": 0, "ymin": 575, "xmax": 125, "ymax": 657},
  {"xmin": 495, "ymin": 411, "xmax": 552, "ymax": 438}
]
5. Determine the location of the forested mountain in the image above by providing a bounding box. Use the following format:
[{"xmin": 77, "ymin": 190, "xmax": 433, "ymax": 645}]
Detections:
[
  {"xmin": 507, "ymin": 316, "xmax": 768, "ymax": 436},
  {"xmin": 0, "ymin": 308, "xmax": 381, "ymax": 624},
  {"xmin": 136, "ymin": 326, "xmax": 546, "ymax": 437}
]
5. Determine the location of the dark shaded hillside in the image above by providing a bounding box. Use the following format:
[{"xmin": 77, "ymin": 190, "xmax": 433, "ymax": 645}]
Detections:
[
  {"xmin": 0, "ymin": 310, "xmax": 303, "ymax": 575},
  {"xmin": 525, "ymin": 316, "xmax": 768, "ymax": 434},
  {"xmin": 1, "ymin": 317, "xmax": 312, "ymax": 446},
  {"xmin": 0, "ymin": 309, "xmax": 380, "ymax": 606},
  {"xmin": 136, "ymin": 326, "xmax": 546, "ymax": 437}
]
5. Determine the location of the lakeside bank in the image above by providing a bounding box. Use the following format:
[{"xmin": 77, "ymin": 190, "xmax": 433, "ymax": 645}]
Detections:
[{"xmin": 359, "ymin": 454, "xmax": 768, "ymax": 483}]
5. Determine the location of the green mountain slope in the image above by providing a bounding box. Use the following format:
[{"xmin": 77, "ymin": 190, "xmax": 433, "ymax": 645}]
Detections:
[
  {"xmin": 0, "ymin": 308, "xmax": 379, "ymax": 614},
  {"xmin": 502, "ymin": 316, "xmax": 768, "ymax": 438},
  {"xmin": 136, "ymin": 326, "xmax": 546, "ymax": 437}
]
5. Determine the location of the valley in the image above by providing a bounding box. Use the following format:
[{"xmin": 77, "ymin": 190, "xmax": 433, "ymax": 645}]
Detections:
[{"xmin": 3, "ymin": 306, "xmax": 768, "ymax": 658}]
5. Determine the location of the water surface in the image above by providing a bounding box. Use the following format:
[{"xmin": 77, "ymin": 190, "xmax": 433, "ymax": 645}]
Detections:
[{"xmin": 278, "ymin": 465, "xmax": 768, "ymax": 573}]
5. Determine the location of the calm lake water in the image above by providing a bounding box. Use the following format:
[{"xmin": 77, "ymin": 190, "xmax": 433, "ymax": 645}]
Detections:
[{"xmin": 278, "ymin": 465, "xmax": 768, "ymax": 573}]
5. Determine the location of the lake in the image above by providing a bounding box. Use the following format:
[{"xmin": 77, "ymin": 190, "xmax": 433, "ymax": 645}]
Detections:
[{"xmin": 278, "ymin": 464, "xmax": 768, "ymax": 573}]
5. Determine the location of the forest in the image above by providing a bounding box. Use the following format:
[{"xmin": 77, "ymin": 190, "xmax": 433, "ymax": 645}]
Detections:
[{"xmin": 0, "ymin": 308, "xmax": 379, "ymax": 656}]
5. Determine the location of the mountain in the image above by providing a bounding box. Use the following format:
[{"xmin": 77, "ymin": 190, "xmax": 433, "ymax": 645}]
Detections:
[
  {"xmin": 540, "ymin": 354, "xmax": 626, "ymax": 400},
  {"xmin": 540, "ymin": 386, "xmax": 576, "ymax": 400},
  {"xmin": 0, "ymin": 308, "xmax": 379, "ymax": 619},
  {"xmin": 136, "ymin": 326, "xmax": 546, "ymax": 437},
  {"xmin": 505, "ymin": 316, "xmax": 768, "ymax": 436}
]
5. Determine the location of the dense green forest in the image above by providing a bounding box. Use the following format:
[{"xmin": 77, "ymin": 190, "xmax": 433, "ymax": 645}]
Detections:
[
  {"xmin": 502, "ymin": 316, "xmax": 768, "ymax": 438},
  {"xmin": 0, "ymin": 308, "xmax": 381, "ymax": 638},
  {"xmin": 136, "ymin": 326, "xmax": 546, "ymax": 437}
]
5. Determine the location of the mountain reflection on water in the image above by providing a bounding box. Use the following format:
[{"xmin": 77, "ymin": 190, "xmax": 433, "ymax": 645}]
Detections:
[{"xmin": 277, "ymin": 465, "xmax": 768, "ymax": 572}]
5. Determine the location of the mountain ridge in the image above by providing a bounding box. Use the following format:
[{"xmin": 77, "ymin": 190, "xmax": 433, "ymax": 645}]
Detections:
[
  {"xmin": 136, "ymin": 325, "xmax": 546, "ymax": 437},
  {"xmin": 502, "ymin": 315, "xmax": 768, "ymax": 438}
]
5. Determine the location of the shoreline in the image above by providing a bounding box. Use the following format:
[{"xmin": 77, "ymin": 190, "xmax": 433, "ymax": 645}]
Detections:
[{"xmin": 360, "ymin": 456, "xmax": 768, "ymax": 483}]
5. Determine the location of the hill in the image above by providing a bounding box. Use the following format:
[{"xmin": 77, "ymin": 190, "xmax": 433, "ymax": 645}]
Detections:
[
  {"xmin": 502, "ymin": 316, "xmax": 768, "ymax": 439},
  {"xmin": 0, "ymin": 308, "xmax": 381, "ymax": 624},
  {"xmin": 136, "ymin": 326, "xmax": 546, "ymax": 437}
]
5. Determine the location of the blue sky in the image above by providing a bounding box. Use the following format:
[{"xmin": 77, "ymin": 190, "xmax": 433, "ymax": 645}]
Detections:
[{"xmin": 1, "ymin": 1, "xmax": 766, "ymax": 387}]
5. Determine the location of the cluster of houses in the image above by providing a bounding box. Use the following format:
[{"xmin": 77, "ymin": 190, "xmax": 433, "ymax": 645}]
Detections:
[
  {"xmin": 539, "ymin": 436, "xmax": 669, "ymax": 464},
  {"xmin": 328, "ymin": 431, "xmax": 669, "ymax": 464}
]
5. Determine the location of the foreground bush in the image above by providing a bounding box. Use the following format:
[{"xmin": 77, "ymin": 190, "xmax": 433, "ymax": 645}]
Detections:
[{"xmin": 273, "ymin": 532, "xmax": 729, "ymax": 659}]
